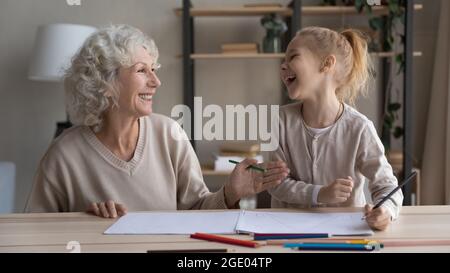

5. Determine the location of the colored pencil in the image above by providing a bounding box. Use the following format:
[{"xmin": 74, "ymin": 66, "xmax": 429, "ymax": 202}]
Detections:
[
  {"xmin": 228, "ymin": 160, "xmax": 266, "ymax": 173},
  {"xmin": 253, "ymin": 233, "xmax": 329, "ymax": 241},
  {"xmin": 284, "ymin": 242, "xmax": 375, "ymax": 251},
  {"xmin": 267, "ymin": 238, "xmax": 378, "ymax": 245},
  {"xmin": 373, "ymin": 172, "xmax": 417, "ymax": 209},
  {"xmin": 190, "ymin": 232, "xmax": 261, "ymax": 248},
  {"xmin": 296, "ymin": 244, "xmax": 375, "ymax": 251},
  {"xmin": 362, "ymin": 172, "xmax": 417, "ymax": 220}
]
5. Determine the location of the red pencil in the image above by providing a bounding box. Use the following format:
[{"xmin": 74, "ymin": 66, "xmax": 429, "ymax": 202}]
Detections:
[{"xmin": 190, "ymin": 233, "xmax": 260, "ymax": 248}]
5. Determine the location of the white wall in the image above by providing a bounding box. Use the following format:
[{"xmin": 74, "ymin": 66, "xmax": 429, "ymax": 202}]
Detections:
[{"xmin": 0, "ymin": 0, "xmax": 436, "ymax": 211}]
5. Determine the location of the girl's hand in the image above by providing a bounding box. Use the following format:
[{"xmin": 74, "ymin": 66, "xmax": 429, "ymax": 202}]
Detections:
[
  {"xmin": 224, "ymin": 159, "xmax": 289, "ymax": 208},
  {"xmin": 364, "ymin": 204, "xmax": 392, "ymax": 231},
  {"xmin": 86, "ymin": 200, "xmax": 127, "ymax": 218},
  {"xmin": 317, "ymin": 176, "xmax": 353, "ymax": 204}
]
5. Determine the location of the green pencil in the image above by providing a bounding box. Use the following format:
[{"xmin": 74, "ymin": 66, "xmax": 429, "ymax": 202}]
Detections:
[{"xmin": 228, "ymin": 159, "xmax": 266, "ymax": 173}]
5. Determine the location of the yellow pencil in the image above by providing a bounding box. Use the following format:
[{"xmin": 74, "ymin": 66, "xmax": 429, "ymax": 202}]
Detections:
[{"xmin": 266, "ymin": 238, "xmax": 380, "ymax": 245}]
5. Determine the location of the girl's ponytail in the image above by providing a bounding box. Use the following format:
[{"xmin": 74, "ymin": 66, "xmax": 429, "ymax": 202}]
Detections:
[{"xmin": 339, "ymin": 29, "xmax": 373, "ymax": 104}]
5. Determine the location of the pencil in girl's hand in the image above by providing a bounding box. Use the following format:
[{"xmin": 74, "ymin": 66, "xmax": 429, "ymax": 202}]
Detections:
[
  {"xmin": 228, "ymin": 160, "xmax": 266, "ymax": 173},
  {"xmin": 362, "ymin": 171, "xmax": 417, "ymax": 220},
  {"xmin": 373, "ymin": 171, "xmax": 417, "ymax": 210}
]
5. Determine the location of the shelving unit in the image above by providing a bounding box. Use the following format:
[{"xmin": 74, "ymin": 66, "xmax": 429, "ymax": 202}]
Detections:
[
  {"xmin": 178, "ymin": 1, "xmax": 420, "ymax": 205},
  {"xmin": 179, "ymin": 0, "xmax": 301, "ymax": 153},
  {"xmin": 175, "ymin": 4, "xmax": 422, "ymax": 17}
]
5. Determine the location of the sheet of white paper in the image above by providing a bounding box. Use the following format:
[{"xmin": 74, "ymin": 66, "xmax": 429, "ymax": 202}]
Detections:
[
  {"xmin": 104, "ymin": 211, "xmax": 241, "ymax": 235},
  {"xmin": 235, "ymin": 211, "xmax": 374, "ymax": 236}
]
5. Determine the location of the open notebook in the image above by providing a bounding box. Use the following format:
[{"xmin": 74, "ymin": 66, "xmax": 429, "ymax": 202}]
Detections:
[{"xmin": 104, "ymin": 210, "xmax": 374, "ymax": 236}]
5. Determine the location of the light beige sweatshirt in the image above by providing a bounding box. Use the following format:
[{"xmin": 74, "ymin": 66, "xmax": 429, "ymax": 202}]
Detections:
[
  {"xmin": 268, "ymin": 102, "xmax": 403, "ymax": 219},
  {"xmin": 25, "ymin": 114, "xmax": 228, "ymax": 213}
]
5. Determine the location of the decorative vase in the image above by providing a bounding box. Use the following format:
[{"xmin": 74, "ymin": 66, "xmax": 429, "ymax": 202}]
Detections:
[
  {"xmin": 262, "ymin": 31, "xmax": 282, "ymax": 53},
  {"xmin": 261, "ymin": 14, "xmax": 287, "ymax": 53}
]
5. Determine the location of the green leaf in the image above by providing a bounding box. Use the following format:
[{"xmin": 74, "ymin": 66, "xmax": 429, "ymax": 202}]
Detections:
[
  {"xmin": 388, "ymin": 1, "xmax": 400, "ymax": 14},
  {"xmin": 387, "ymin": 34, "xmax": 394, "ymax": 45},
  {"xmin": 369, "ymin": 18, "xmax": 383, "ymax": 31},
  {"xmin": 400, "ymin": 34, "xmax": 406, "ymax": 45},
  {"xmin": 393, "ymin": 126, "xmax": 404, "ymax": 138},
  {"xmin": 382, "ymin": 136, "xmax": 391, "ymax": 152},
  {"xmin": 395, "ymin": 53, "xmax": 405, "ymax": 74},
  {"xmin": 383, "ymin": 40, "xmax": 392, "ymax": 52},
  {"xmin": 388, "ymin": 103, "xmax": 401, "ymax": 112},
  {"xmin": 384, "ymin": 114, "xmax": 394, "ymax": 129},
  {"xmin": 389, "ymin": 112, "xmax": 395, "ymax": 120},
  {"xmin": 366, "ymin": 4, "xmax": 372, "ymax": 15},
  {"xmin": 354, "ymin": 0, "xmax": 364, "ymax": 13}
]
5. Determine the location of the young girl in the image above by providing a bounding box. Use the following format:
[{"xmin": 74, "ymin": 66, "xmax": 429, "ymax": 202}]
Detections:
[{"xmin": 269, "ymin": 26, "xmax": 403, "ymax": 231}]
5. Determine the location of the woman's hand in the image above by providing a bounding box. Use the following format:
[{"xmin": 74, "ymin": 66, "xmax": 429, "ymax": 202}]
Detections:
[
  {"xmin": 224, "ymin": 159, "xmax": 289, "ymax": 208},
  {"xmin": 364, "ymin": 204, "xmax": 392, "ymax": 231},
  {"xmin": 86, "ymin": 200, "xmax": 127, "ymax": 218},
  {"xmin": 317, "ymin": 176, "xmax": 353, "ymax": 204}
]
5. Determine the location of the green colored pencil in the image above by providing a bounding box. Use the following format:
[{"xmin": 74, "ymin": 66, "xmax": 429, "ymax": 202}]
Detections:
[{"xmin": 228, "ymin": 159, "xmax": 266, "ymax": 173}]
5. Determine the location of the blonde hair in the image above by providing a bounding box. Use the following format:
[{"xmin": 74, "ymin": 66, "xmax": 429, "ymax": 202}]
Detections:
[
  {"xmin": 296, "ymin": 26, "xmax": 373, "ymax": 105},
  {"xmin": 64, "ymin": 24, "xmax": 158, "ymax": 131}
]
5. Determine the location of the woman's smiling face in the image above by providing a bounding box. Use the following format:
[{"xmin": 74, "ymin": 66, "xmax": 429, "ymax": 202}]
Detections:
[{"xmin": 115, "ymin": 47, "xmax": 161, "ymax": 118}]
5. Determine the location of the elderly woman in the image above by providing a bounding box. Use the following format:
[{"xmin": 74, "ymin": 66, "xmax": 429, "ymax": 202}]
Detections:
[{"xmin": 25, "ymin": 25, "xmax": 289, "ymax": 218}]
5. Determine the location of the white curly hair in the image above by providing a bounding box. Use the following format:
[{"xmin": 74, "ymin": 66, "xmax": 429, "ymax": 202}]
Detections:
[{"xmin": 64, "ymin": 24, "xmax": 159, "ymax": 131}]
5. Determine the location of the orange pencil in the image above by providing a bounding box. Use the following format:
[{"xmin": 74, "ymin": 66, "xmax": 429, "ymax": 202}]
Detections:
[{"xmin": 266, "ymin": 238, "xmax": 377, "ymax": 245}]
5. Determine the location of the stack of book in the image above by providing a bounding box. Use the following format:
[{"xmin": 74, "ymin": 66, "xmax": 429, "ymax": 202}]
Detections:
[
  {"xmin": 214, "ymin": 141, "xmax": 263, "ymax": 171},
  {"xmin": 221, "ymin": 43, "xmax": 259, "ymax": 54}
]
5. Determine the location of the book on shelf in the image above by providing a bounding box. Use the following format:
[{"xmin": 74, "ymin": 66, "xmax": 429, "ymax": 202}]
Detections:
[
  {"xmin": 219, "ymin": 151, "xmax": 259, "ymax": 157},
  {"xmin": 222, "ymin": 49, "xmax": 259, "ymax": 54},
  {"xmin": 221, "ymin": 43, "xmax": 259, "ymax": 54},
  {"xmin": 220, "ymin": 141, "xmax": 260, "ymax": 153},
  {"xmin": 221, "ymin": 43, "xmax": 258, "ymax": 51}
]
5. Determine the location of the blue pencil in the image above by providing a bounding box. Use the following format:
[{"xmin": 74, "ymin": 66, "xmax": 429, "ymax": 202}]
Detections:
[
  {"xmin": 285, "ymin": 243, "xmax": 375, "ymax": 251},
  {"xmin": 254, "ymin": 233, "xmax": 329, "ymax": 241}
]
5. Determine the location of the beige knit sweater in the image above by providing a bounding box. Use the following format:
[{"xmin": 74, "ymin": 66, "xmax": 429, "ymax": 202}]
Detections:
[
  {"xmin": 25, "ymin": 114, "xmax": 228, "ymax": 213},
  {"xmin": 268, "ymin": 102, "xmax": 403, "ymax": 219}
]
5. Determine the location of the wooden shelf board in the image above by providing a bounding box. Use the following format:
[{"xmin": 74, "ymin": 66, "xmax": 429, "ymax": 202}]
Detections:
[
  {"xmin": 175, "ymin": 7, "xmax": 292, "ymax": 17},
  {"xmin": 373, "ymin": 51, "xmax": 422, "ymax": 58},
  {"xmin": 175, "ymin": 4, "xmax": 422, "ymax": 17},
  {"xmin": 187, "ymin": 52, "xmax": 422, "ymax": 60},
  {"xmin": 303, "ymin": 5, "xmax": 387, "ymax": 16},
  {"xmin": 191, "ymin": 53, "xmax": 285, "ymax": 59}
]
